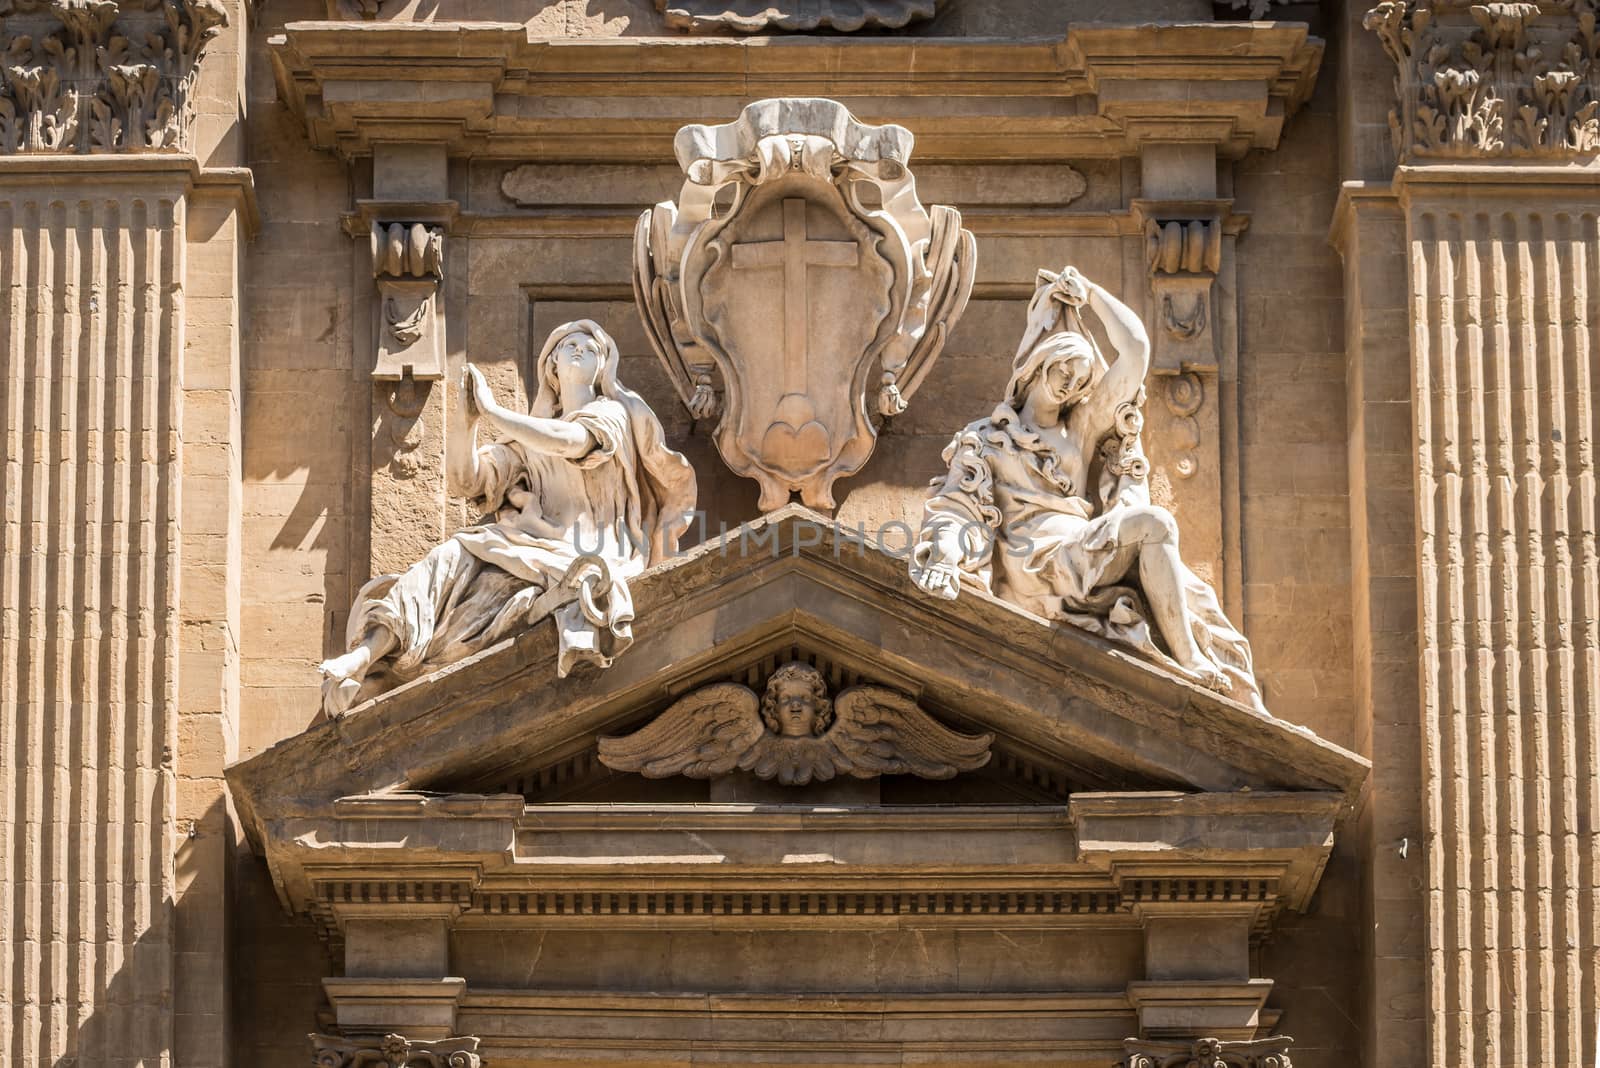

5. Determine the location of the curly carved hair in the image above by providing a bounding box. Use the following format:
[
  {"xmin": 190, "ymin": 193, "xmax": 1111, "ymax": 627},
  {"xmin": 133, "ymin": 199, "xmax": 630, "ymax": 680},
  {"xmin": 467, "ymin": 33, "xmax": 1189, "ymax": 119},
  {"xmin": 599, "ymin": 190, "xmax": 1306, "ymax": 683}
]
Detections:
[{"xmin": 759, "ymin": 662, "xmax": 834, "ymax": 736}]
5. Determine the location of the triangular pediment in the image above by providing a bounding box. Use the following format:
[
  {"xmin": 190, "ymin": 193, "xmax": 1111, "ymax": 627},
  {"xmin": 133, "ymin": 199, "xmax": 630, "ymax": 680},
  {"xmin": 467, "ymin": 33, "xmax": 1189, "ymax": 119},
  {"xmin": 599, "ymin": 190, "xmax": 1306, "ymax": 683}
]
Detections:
[{"xmin": 228, "ymin": 507, "xmax": 1367, "ymax": 849}]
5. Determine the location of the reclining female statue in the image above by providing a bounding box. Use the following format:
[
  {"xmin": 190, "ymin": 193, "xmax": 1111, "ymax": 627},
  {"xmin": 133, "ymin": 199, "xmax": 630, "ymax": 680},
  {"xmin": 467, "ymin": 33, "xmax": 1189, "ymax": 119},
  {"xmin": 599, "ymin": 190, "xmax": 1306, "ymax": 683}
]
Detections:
[
  {"xmin": 910, "ymin": 267, "xmax": 1263, "ymax": 710},
  {"xmin": 318, "ymin": 320, "xmax": 698, "ymax": 717}
]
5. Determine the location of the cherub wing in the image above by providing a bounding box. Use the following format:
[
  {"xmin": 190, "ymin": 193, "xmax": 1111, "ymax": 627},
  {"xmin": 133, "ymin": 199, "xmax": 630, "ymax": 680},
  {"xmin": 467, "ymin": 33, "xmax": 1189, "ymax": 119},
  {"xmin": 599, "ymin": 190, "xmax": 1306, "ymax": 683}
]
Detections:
[
  {"xmin": 738, "ymin": 737, "xmax": 838, "ymax": 787},
  {"xmin": 896, "ymin": 206, "xmax": 976, "ymax": 399},
  {"xmin": 824, "ymin": 686, "xmax": 992, "ymax": 779},
  {"xmin": 597, "ymin": 683, "xmax": 764, "ymax": 779}
]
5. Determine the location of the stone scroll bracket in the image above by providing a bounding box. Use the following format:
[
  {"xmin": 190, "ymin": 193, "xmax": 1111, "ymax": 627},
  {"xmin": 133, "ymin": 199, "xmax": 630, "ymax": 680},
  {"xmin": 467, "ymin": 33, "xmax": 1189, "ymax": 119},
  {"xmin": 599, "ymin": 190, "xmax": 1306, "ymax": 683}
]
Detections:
[
  {"xmin": 339, "ymin": 141, "xmax": 464, "ymax": 579},
  {"xmin": 1129, "ymin": 176, "xmax": 1249, "ymax": 615}
]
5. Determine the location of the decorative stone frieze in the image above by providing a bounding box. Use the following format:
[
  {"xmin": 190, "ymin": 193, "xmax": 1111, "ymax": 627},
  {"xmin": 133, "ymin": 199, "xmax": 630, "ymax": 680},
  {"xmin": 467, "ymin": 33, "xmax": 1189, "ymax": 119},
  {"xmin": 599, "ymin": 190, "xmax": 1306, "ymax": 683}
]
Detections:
[
  {"xmin": 0, "ymin": 0, "xmax": 226, "ymax": 154},
  {"xmin": 597, "ymin": 660, "xmax": 993, "ymax": 785},
  {"xmin": 655, "ymin": 0, "xmax": 936, "ymax": 33},
  {"xmin": 1365, "ymin": 0, "xmax": 1600, "ymax": 160},
  {"xmin": 371, "ymin": 221, "xmax": 445, "ymax": 381},
  {"xmin": 1120, "ymin": 1036, "xmax": 1294, "ymax": 1068},
  {"xmin": 310, "ymin": 1032, "xmax": 482, "ymax": 1068},
  {"xmin": 635, "ymin": 97, "xmax": 974, "ymax": 510}
]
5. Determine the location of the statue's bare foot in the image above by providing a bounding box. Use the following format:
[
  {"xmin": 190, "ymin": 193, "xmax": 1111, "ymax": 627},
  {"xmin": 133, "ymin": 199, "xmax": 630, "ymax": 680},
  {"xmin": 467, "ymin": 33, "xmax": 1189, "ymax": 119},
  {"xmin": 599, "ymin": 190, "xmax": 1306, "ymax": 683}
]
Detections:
[{"xmin": 318, "ymin": 646, "xmax": 373, "ymax": 719}]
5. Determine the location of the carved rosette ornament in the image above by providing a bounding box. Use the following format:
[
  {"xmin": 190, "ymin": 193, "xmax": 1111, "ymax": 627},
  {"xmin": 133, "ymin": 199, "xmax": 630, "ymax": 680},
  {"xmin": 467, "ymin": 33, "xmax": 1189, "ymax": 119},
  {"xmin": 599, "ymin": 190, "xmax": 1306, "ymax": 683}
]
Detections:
[
  {"xmin": 0, "ymin": 0, "xmax": 226, "ymax": 154},
  {"xmin": 1365, "ymin": 0, "xmax": 1600, "ymax": 159},
  {"xmin": 1120, "ymin": 1036, "xmax": 1293, "ymax": 1068},
  {"xmin": 310, "ymin": 1032, "xmax": 482, "ymax": 1068},
  {"xmin": 598, "ymin": 661, "xmax": 992, "ymax": 786},
  {"xmin": 634, "ymin": 97, "xmax": 976, "ymax": 511}
]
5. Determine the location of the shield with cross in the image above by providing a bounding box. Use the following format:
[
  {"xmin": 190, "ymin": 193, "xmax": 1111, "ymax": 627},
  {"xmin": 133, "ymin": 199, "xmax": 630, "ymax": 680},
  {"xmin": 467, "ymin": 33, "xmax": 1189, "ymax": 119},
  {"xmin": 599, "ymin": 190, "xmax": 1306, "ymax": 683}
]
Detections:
[{"xmin": 635, "ymin": 98, "xmax": 975, "ymax": 512}]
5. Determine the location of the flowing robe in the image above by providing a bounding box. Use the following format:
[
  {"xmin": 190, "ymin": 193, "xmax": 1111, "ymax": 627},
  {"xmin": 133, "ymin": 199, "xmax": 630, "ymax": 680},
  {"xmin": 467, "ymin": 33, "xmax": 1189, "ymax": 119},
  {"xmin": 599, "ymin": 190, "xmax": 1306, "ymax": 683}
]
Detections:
[
  {"xmin": 346, "ymin": 397, "xmax": 652, "ymax": 687},
  {"xmin": 916, "ymin": 403, "xmax": 1264, "ymax": 710}
]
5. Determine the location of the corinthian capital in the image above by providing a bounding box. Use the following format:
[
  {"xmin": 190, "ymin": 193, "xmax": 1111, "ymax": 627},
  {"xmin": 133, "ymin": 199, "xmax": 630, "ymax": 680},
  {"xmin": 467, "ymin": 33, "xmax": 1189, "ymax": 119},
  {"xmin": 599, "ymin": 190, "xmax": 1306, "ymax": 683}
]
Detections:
[
  {"xmin": 1365, "ymin": 0, "xmax": 1600, "ymax": 160},
  {"xmin": 0, "ymin": 0, "xmax": 226, "ymax": 154}
]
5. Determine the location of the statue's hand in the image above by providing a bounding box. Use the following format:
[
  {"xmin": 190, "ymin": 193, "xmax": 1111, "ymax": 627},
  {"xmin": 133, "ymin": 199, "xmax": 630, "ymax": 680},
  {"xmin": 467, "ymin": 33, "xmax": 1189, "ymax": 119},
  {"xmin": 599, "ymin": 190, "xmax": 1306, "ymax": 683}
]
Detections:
[
  {"xmin": 463, "ymin": 363, "xmax": 497, "ymax": 420},
  {"xmin": 911, "ymin": 556, "xmax": 962, "ymax": 600},
  {"xmin": 1054, "ymin": 265, "xmax": 1090, "ymax": 308}
]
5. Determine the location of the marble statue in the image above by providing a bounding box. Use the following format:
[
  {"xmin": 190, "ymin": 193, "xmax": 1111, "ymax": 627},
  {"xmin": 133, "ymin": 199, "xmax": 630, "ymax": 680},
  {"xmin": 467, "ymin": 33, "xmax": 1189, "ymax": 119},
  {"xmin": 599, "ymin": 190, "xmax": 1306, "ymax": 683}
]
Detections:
[
  {"xmin": 910, "ymin": 267, "xmax": 1264, "ymax": 710},
  {"xmin": 635, "ymin": 97, "xmax": 974, "ymax": 510},
  {"xmin": 598, "ymin": 661, "xmax": 992, "ymax": 786},
  {"xmin": 318, "ymin": 320, "xmax": 698, "ymax": 717}
]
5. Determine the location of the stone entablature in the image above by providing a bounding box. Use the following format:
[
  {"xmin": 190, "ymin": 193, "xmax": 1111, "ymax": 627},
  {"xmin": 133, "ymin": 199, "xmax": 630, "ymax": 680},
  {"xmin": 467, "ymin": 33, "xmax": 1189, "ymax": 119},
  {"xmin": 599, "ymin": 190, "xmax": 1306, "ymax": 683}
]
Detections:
[
  {"xmin": 227, "ymin": 508, "xmax": 1365, "ymax": 1061},
  {"xmin": 265, "ymin": 23, "xmax": 1321, "ymax": 162}
]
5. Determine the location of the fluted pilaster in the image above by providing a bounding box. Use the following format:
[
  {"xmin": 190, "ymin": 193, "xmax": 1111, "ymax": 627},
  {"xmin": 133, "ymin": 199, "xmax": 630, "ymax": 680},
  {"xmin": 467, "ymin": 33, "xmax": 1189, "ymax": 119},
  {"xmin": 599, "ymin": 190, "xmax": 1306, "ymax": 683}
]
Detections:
[
  {"xmin": 1404, "ymin": 176, "xmax": 1600, "ymax": 1067},
  {"xmin": 0, "ymin": 178, "xmax": 185, "ymax": 1065}
]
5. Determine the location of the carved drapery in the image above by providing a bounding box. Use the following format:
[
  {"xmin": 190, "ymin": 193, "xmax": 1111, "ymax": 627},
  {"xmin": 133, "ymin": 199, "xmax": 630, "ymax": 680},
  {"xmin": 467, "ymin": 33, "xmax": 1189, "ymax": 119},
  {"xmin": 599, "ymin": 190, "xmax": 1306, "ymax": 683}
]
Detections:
[
  {"xmin": 1365, "ymin": 0, "xmax": 1600, "ymax": 160},
  {"xmin": 0, "ymin": 0, "xmax": 226, "ymax": 154}
]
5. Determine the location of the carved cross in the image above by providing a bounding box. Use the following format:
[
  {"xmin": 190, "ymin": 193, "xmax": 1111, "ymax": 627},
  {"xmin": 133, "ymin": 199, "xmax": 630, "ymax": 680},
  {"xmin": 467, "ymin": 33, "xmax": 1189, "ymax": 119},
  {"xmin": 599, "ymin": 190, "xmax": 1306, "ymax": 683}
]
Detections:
[{"xmin": 731, "ymin": 198, "xmax": 859, "ymax": 392}]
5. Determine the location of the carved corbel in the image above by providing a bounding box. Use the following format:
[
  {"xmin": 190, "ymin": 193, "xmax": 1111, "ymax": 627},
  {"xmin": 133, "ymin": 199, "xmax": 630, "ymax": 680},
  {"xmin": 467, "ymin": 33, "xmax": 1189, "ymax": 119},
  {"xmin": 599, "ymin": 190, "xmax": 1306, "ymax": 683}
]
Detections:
[
  {"xmin": 1141, "ymin": 207, "xmax": 1223, "ymax": 377},
  {"xmin": 371, "ymin": 221, "xmax": 445, "ymax": 382},
  {"xmin": 1134, "ymin": 202, "xmax": 1230, "ymax": 488},
  {"xmin": 1120, "ymin": 1036, "xmax": 1294, "ymax": 1068},
  {"xmin": 310, "ymin": 1032, "xmax": 482, "ymax": 1068}
]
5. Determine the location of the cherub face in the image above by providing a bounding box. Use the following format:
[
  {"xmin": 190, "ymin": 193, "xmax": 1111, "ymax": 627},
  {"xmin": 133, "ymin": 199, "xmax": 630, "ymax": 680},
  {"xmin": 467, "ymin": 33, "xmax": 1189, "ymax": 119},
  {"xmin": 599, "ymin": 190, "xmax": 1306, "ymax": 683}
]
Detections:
[{"xmin": 770, "ymin": 677, "xmax": 819, "ymax": 738}]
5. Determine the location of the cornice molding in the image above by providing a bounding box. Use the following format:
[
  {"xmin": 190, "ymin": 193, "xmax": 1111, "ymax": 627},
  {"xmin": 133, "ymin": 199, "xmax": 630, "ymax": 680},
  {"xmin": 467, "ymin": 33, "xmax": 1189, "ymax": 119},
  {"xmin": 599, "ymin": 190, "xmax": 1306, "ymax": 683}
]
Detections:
[{"xmin": 265, "ymin": 21, "xmax": 1322, "ymax": 163}]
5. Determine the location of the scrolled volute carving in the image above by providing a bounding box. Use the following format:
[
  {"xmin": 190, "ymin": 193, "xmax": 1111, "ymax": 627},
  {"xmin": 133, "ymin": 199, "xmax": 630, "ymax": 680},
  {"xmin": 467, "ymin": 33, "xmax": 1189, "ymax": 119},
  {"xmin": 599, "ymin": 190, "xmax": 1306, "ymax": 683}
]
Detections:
[
  {"xmin": 656, "ymin": 0, "xmax": 938, "ymax": 33},
  {"xmin": 0, "ymin": 0, "xmax": 226, "ymax": 154},
  {"xmin": 1365, "ymin": 0, "xmax": 1600, "ymax": 160},
  {"xmin": 598, "ymin": 661, "xmax": 992, "ymax": 786},
  {"xmin": 1121, "ymin": 1036, "xmax": 1293, "ymax": 1068},
  {"xmin": 309, "ymin": 1032, "xmax": 483, "ymax": 1068}
]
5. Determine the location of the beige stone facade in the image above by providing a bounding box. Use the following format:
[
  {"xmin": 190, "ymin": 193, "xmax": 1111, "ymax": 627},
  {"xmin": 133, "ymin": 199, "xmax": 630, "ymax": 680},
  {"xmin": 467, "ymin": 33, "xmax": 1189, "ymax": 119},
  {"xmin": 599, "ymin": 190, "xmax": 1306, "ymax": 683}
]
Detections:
[{"xmin": 1, "ymin": 1, "xmax": 1597, "ymax": 1066}]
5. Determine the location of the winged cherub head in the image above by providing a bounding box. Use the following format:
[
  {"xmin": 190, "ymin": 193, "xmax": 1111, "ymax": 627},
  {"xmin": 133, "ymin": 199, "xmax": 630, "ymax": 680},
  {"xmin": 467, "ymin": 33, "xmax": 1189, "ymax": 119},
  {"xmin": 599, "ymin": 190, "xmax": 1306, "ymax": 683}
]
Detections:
[{"xmin": 759, "ymin": 662, "xmax": 834, "ymax": 738}]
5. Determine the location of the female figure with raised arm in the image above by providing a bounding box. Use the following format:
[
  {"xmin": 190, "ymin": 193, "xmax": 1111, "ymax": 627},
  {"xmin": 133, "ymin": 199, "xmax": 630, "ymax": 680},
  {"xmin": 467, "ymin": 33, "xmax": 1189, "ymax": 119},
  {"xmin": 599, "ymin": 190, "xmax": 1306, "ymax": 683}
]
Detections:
[
  {"xmin": 318, "ymin": 320, "xmax": 697, "ymax": 717},
  {"xmin": 910, "ymin": 267, "xmax": 1263, "ymax": 709}
]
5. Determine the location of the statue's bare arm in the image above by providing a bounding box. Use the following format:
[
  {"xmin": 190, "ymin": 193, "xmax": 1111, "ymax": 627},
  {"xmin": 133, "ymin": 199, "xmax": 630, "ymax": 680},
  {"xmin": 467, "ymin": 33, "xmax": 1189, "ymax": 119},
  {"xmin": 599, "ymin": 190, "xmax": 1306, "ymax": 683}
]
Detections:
[
  {"xmin": 454, "ymin": 364, "xmax": 597, "ymax": 492},
  {"xmin": 1072, "ymin": 280, "xmax": 1150, "ymax": 441}
]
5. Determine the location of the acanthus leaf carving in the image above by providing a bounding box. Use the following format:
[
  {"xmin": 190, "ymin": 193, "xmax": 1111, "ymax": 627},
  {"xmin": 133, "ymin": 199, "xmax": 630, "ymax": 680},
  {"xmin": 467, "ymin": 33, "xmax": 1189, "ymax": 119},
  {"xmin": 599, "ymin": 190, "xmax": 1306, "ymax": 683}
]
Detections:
[
  {"xmin": 309, "ymin": 1032, "xmax": 483, "ymax": 1068},
  {"xmin": 597, "ymin": 660, "xmax": 993, "ymax": 786},
  {"xmin": 1366, "ymin": 0, "xmax": 1600, "ymax": 160},
  {"xmin": 1120, "ymin": 1035, "xmax": 1294, "ymax": 1068},
  {"xmin": 0, "ymin": 0, "xmax": 225, "ymax": 154}
]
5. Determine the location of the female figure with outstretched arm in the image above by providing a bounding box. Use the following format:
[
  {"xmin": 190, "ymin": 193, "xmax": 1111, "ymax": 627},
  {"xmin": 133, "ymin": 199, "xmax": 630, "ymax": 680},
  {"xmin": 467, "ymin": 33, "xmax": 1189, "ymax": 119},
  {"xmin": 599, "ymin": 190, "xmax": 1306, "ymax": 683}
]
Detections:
[{"xmin": 318, "ymin": 320, "xmax": 696, "ymax": 717}]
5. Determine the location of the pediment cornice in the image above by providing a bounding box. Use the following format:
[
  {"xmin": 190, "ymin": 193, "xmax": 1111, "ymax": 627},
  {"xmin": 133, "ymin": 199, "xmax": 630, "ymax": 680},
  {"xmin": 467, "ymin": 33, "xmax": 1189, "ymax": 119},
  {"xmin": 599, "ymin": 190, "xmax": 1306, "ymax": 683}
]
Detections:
[
  {"xmin": 228, "ymin": 509, "xmax": 1367, "ymax": 849},
  {"xmin": 266, "ymin": 21, "xmax": 1322, "ymax": 162}
]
